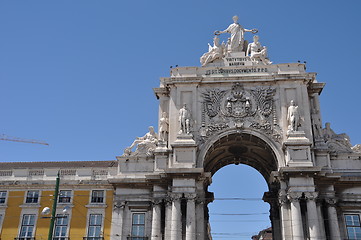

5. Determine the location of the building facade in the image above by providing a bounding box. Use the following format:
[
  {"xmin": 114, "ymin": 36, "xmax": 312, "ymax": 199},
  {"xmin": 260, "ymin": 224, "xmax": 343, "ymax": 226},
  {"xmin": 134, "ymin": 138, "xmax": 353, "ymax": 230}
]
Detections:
[
  {"xmin": 0, "ymin": 161, "xmax": 117, "ymax": 240},
  {"xmin": 1, "ymin": 17, "xmax": 361, "ymax": 240}
]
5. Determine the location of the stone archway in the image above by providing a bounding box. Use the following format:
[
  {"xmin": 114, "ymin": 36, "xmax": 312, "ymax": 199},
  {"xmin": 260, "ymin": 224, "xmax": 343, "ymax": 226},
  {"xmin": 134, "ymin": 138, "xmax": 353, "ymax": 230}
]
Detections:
[{"xmin": 201, "ymin": 131, "xmax": 282, "ymax": 240}]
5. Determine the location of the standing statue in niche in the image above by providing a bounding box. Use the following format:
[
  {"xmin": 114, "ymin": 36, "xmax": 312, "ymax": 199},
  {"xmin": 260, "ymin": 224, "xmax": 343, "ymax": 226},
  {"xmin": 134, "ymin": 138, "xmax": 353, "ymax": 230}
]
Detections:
[
  {"xmin": 200, "ymin": 36, "xmax": 225, "ymax": 66},
  {"xmin": 246, "ymin": 35, "xmax": 272, "ymax": 65},
  {"xmin": 287, "ymin": 100, "xmax": 300, "ymax": 132},
  {"xmin": 215, "ymin": 15, "xmax": 258, "ymax": 52},
  {"xmin": 159, "ymin": 112, "xmax": 169, "ymax": 143},
  {"xmin": 124, "ymin": 126, "xmax": 158, "ymax": 156},
  {"xmin": 179, "ymin": 104, "xmax": 192, "ymax": 135}
]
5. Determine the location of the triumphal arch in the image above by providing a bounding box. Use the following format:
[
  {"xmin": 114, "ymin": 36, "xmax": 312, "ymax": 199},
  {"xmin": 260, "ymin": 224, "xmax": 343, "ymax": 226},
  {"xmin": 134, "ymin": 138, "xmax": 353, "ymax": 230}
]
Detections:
[{"xmin": 109, "ymin": 16, "xmax": 361, "ymax": 240}]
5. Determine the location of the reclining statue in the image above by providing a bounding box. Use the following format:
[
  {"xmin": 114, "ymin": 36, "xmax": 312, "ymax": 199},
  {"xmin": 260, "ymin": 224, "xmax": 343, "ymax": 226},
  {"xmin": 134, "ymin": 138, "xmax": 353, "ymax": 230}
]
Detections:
[{"xmin": 124, "ymin": 126, "xmax": 158, "ymax": 156}]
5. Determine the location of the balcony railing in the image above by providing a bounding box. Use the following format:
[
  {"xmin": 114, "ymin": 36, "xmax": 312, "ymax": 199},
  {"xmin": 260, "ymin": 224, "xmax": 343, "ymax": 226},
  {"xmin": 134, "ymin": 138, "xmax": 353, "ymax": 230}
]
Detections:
[
  {"xmin": 14, "ymin": 238, "xmax": 35, "ymax": 240},
  {"xmin": 82, "ymin": 238, "xmax": 104, "ymax": 240},
  {"xmin": 53, "ymin": 238, "xmax": 70, "ymax": 240},
  {"xmin": 127, "ymin": 237, "xmax": 149, "ymax": 240}
]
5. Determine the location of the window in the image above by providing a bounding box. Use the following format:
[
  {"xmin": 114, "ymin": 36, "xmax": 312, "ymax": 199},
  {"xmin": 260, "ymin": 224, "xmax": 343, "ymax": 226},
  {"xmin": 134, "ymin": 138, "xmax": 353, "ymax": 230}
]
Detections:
[
  {"xmin": 58, "ymin": 190, "xmax": 72, "ymax": 203},
  {"xmin": 19, "ymin": 214, "xmax": 36, "ymax": 239},
  {"xmin": 25, "ymin": 190, "xmax": 39, "ymax": 204},
  {"xmin": 87, "ymin": 214, "xmax": 103, "ymax": 239},
  {"xmin": 53, "ymin": 214, "xmax": 69, "ymax": 240},
  {"xmin": 131, "ymin": 213, "xmax": 146, "ymax": 240},
  {"xmin": 91, "ymin": 190, "xmax": 104, "ymax": 203},
  {"xmin": 345, "ymin": 214, "xmax": 361, "ymax": 240},
  {"xmin": 0, "ymin": 191, "xmax": 7, "ymax": 204}
]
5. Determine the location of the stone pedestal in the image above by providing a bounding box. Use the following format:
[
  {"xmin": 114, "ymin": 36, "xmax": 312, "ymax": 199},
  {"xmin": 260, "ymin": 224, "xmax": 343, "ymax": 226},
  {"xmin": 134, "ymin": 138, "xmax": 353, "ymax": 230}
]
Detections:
[
  {"xmin": 171, "ymin": 135, "xmax": 197, "ymax": 168},
  {"xmin": 284, "ymin": 131, "xmax": 313, "ymax": 167}
]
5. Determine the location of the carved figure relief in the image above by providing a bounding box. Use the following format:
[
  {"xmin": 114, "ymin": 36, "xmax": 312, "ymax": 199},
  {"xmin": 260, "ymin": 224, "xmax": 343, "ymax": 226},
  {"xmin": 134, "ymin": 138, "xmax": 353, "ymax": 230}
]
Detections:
[
  {"xmin": 201, "ymin": 89, "xmax": 227, "ymax": 118},
  {"xmin": 323, "ymin": 122, "xmax": 353, "ymax": 153},
  {"xmin": 124, "ymin": 126, "xmax": 158, "ymax": 156},
  {"xmin": 352, "ymin": 144, "xmax": 361, "ymax": 153},
  {"xmin": 200, "ymin": 83, "xmax": 281, "ymax": 141}
]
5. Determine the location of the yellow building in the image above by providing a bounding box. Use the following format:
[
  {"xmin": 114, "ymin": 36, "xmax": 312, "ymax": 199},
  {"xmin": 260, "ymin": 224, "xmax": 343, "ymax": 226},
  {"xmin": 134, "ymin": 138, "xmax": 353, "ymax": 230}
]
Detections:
[{"xmin": 0, "ymin": 161, "xmax": 117, "ymax": 240}]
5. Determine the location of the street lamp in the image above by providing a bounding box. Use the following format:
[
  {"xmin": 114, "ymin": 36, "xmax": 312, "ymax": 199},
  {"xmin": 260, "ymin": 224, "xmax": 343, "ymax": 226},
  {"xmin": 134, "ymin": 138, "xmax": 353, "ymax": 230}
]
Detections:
[{"xmin": 40, "ymin": 172, "xmax": 69, "ymax": 240}]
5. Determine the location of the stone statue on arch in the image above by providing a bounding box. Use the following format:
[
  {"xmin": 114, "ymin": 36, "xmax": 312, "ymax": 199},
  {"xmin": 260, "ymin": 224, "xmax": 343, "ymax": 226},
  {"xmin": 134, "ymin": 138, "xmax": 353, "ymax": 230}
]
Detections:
[{"xmin": 214, "ymin": 15, "xmax": 258, "ymax": 52}]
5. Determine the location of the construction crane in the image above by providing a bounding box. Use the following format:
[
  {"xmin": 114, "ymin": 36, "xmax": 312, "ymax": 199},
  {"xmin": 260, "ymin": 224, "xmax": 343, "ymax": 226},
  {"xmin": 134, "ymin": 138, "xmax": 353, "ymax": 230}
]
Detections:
[{"xmin": 0, "ymin": 134, "xmax": 49, "ymax": 145}]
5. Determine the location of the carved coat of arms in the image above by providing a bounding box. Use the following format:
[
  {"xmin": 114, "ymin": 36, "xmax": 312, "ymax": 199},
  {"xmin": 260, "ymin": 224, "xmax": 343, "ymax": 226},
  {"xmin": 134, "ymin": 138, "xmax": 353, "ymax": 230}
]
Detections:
[{"xmin": 201, "ymin": 83, "xmax": 281, "ymax": 141}]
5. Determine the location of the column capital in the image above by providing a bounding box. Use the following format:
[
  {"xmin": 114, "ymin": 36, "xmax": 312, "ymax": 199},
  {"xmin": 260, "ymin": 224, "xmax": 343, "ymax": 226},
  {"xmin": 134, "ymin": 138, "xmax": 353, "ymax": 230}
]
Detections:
[
  {"xmin": 287, "ymin": 191, "xmax": 302, "ymax": 202},
  {"xmin": 152, "ymin": 198, "xmax": 163, "ymax": 205},
  {"xmin": 304, "ymin": 191, "xmax": 319, "ymax": 201},
  {"xmin": 195, "ymin": 198, "xmax": 205, "ymax": 205},
  {"xmin": 185, "ymin": 193, "xmax": 197, "ymax": 201},
  {"xmin": 169, "ymin": 193, "xmax": 183, "ymax": 201},
  {"xmin": 113, "ymin": 201, "xmax": 126, "ymax": 209},
  {"xmin": 278, "ymin": 190, "xmax": 288, "ymax": 206},
  {"xmin": 325, "ymin": 197, "xmax": 338, "ymax": 206}
]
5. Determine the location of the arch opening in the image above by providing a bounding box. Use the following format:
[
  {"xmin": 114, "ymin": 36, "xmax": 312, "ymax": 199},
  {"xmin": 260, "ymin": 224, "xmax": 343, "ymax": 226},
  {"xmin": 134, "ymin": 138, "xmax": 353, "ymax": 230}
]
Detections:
[
  {"xmin": 203, "ymin": 132, "xmax": 278, "ymax": 184},
  {"xmin": 202, "ymin": 132, "xmax": 281, "ymax": 240},
  {"xmin": 208, "ymin": 165, "xmax": 271, "ymax": 239}
]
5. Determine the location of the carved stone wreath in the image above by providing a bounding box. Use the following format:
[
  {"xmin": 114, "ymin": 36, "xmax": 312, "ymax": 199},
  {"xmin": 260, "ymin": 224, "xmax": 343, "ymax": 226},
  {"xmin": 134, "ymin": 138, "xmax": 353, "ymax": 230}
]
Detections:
[{"xmin": 200, "ymin": 83, "xmax": 282, "ymax": 142}]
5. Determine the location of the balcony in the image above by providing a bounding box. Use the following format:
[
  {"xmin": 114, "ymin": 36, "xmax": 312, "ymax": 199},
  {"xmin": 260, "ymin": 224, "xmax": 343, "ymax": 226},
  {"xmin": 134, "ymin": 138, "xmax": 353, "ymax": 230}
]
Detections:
[
  {"xmin": 82, "ymin": 238, "xmax": 104, "ymax": 240},
  {"xmin": 127, "ymin": 237, "xmax": 149, "ymax": 240},
  {"xmin": 53, "ymin": 238, "xmax": 70, "ymax": 240},
  {"xmin": 14, "ymin": 238, "xmax": 35, "ymax": 240}
]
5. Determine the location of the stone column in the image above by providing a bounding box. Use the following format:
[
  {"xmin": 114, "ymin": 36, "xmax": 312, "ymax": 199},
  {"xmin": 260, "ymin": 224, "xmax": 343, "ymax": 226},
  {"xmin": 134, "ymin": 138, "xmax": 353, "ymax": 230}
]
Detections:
[
  {"xmin": 110, "ymin": 201, "xmax": 125, "ymax": 240},
  {"xmin": 316, "ymin": 201, "xmax": 326, "ymax": 240},
  {"xmin": 164, "ymin": 197, "xmax": 172, "ymax": 240},
  {"xmin": 288, "ymin": 192, "xmax": 304, "ymax": 240},
  {"xmin": 195, "ymin": 199, "xmax": 205, "ymax": 240},
  {"xmin": 305, "ymin": 192, "xmax": 321, "ymax": 240},
  {"xmin": 151, "ymin": 200, "xmax": 162, "ymax": 240},
  {"xmin": 325, "ymin": 198, "xmax": 341, "ymax": 240},
  {"xmin": 170, "ymin": 194, "xmax": 182, "ymax": 240},
  {"xmin": 186, "ymin": 194, "xmax": 196, "ymax": 240},
  {"xmin": 263, "ymin": 191, "xmax": 281, "ymax": 240},
  {"xmin": 279, "ymin": 190, "xmax": 291, "ymax": 240}
]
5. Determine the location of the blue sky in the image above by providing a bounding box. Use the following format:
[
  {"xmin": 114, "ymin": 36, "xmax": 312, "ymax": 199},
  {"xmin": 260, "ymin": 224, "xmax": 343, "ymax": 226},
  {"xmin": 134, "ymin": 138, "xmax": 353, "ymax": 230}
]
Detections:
[{"xmin": 1, "ymin": 1, "xmax": 361, "ymax": 239}]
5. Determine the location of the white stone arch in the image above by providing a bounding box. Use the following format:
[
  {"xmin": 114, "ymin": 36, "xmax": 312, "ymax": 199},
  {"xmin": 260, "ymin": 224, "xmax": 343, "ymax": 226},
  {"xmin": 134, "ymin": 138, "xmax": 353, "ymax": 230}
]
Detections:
[{"xmin": 198, "ymin": 128, "xmax": 284, "ymax": 182}]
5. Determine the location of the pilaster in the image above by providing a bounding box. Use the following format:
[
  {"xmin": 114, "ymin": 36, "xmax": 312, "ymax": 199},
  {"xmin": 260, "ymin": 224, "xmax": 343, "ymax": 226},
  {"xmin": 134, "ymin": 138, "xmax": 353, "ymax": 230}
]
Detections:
[
  {"xmin": 304, "ymin": 192, "xmax": 321, "ymax": 240},
  {"xmin": 287, "ymin": 191, "xmax": 304, "ymax": 240}
]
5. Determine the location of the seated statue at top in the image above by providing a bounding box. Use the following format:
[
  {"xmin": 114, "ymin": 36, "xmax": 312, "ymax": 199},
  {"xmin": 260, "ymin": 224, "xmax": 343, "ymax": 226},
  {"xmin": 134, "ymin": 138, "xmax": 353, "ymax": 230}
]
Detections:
[
  {"xmin": 200, "ymin": 36, "xmax": 225, "ymax": 66},
  {"xmin": 323, "ymin": 122, "xmax": 352, "ymax": 148},
  {"xmin": 124, "ymin": 126, "xmax": 158, "ymax": 156},
  {"xmin": 246, "ymin": 35, "xmax": 272, "ymax": 65}
]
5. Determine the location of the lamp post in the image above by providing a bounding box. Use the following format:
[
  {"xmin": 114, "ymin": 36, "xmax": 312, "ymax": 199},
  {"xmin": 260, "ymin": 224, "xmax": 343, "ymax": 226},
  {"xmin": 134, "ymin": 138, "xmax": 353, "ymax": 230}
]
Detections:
[
  {"xmin": 48, "ymin": 172, "xmax": 60, "ymax": 240},
  {"xmin": 41, "ymin": 172, "xmax": 60, "ymax": 240}
]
